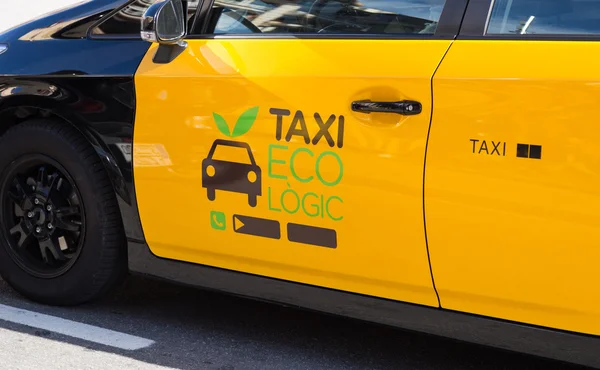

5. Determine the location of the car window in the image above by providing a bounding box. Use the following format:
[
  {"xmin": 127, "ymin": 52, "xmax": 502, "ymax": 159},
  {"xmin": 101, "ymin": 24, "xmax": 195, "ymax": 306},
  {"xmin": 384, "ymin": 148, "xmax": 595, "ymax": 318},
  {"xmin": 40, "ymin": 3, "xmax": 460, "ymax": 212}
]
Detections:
[
  {"xmin": 90, "ymin": 0, "xmax": 199, "ymax": 37},
  {"xmin": 202, "ymin": 0, "xmax": 446, "ymax": 35},
  {"xmin": 487, "ymin": 0, "xmax": 600, "ymax": 35},
  {"xmin": 210, "ymin": 143, "xmax": 254, "ymax": 165}
]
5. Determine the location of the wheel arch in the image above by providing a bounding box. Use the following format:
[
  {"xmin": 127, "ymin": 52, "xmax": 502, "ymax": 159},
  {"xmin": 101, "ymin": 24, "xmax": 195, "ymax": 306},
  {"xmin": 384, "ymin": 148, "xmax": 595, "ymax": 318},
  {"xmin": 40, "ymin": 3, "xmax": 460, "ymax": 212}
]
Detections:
[
  {"xmin": 0, "ymin": 98, "xmax": 130, "ymax": 201},
  {"xmin": 0, "ymin": 77, "xmax": 146, "ymax": 243}
]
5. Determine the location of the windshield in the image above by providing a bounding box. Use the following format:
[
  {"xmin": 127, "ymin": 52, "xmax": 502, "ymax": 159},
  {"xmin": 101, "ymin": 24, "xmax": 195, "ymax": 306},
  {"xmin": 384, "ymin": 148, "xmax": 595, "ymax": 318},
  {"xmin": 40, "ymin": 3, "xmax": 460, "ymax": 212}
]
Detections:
[{"xmin": 210, "ymin": 143, "xmax": 254, "ymax": 165}]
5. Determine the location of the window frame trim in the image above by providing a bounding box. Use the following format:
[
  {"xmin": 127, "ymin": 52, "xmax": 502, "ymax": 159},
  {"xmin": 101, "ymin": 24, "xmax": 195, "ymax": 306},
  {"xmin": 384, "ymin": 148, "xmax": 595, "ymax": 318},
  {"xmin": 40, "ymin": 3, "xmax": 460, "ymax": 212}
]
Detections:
[
  {"xmin": 459, "ymin": 0, "xmax": 600, "ymax": 41},
  {"xmin": 186, "ymin": 0, "xmax": 469, "ymax": 40},
  {"xmin": 86, "ymin": 0, "xmax": 145, "ymax": 40},
  {"xmin": 86, "ymin": 0, "xmax": 198, "ymax": 40}
]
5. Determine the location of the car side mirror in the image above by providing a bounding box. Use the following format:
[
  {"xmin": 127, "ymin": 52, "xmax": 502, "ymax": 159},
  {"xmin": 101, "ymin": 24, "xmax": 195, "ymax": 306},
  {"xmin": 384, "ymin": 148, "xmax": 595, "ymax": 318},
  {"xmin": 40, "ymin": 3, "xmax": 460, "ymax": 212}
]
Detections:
[{"xmin": 141, "ymin": 0, "xmax": 187, "ymax": 45}]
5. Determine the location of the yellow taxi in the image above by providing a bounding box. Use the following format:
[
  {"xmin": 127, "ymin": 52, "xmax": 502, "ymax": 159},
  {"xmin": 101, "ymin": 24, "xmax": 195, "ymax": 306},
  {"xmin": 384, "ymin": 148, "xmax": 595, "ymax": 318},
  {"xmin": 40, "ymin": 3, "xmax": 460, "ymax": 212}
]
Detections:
[{"xmin": 0, "ymin": 0, "xmax": 599, "ymax": 366}]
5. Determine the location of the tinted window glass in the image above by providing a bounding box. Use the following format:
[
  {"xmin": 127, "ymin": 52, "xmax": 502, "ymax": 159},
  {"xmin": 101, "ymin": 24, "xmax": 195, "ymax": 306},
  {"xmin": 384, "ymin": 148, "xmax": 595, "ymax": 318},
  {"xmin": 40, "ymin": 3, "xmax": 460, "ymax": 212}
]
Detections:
[
  {"xmin": 487, "ymin": 0, "xmax": 600, "ymax": 35},
  {"xmin": 204, "ymin": 0, "xmax": 446, "ymax": 35},
  {"xmin": 91, "ymin": 0, "xmax": 198, "ymax": 36}
]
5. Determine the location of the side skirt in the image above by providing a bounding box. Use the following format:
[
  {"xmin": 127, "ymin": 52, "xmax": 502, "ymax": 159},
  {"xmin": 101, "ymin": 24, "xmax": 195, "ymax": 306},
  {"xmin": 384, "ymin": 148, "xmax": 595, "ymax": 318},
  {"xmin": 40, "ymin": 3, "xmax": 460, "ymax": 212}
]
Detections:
[{"xmin": 128, "ymin": 242, "xmax": 599, "ymax": 368}]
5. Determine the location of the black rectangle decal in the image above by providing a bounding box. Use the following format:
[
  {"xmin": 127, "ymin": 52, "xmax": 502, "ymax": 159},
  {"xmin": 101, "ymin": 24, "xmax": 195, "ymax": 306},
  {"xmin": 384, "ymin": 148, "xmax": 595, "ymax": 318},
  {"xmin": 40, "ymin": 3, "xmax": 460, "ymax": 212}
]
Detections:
[
  {"xmin": 529, "ymin": 145, "xmax": 542, "ymax": 159},
  {"xmin": 287, "ymin": 223, "xmax": 337, "ymax": 249},
  {"xmin": 516, "ymin": 143, "xmax": 542, "ymax": 160},
  {"xmin": 516, "ymin": 143, "xmax": 529, "ymax": 158},
  {"xmin": 233, "ymin": 215, "xmax": 281, "ymax": 239}
]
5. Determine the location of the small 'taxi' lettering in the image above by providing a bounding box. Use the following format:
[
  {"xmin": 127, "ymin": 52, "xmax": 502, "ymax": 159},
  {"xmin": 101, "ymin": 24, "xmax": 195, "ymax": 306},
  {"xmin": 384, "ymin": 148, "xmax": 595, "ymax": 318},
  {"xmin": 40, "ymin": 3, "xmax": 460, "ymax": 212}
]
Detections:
[{"xmin": 470, "ymin": 139, "xmax": 506, "ymax": 156}]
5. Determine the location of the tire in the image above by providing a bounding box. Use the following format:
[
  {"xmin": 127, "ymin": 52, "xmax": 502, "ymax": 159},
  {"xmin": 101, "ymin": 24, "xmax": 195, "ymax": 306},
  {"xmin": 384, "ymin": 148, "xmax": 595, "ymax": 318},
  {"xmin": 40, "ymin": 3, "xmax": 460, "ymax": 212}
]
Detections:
[{"xmin": 0, "ymin": 119, "xmax": 127, "ymax": 306}]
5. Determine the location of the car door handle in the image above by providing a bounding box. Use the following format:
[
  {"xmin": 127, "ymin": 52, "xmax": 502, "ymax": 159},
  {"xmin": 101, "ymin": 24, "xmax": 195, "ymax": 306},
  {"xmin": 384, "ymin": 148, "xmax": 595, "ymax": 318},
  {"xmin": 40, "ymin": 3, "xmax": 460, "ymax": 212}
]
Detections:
[{"xmin": 351, "ymin": 100, "xmax": 422, "ymax": 115}]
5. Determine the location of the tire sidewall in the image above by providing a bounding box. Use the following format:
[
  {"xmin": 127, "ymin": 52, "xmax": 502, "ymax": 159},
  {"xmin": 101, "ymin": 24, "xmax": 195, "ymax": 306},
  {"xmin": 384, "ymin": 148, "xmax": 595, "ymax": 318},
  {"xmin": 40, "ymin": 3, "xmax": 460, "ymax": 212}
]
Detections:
[{"xmin": 0, "ymin": 122, "xmax": 121, "ymax": 303}]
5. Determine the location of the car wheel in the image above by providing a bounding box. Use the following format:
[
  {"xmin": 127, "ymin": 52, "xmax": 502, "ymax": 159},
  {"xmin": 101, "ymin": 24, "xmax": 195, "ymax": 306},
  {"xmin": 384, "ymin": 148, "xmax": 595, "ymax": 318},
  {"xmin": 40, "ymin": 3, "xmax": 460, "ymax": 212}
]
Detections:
[{"xmin": 0, "ymin": 119, "xmax": 127, "ymax": 306}]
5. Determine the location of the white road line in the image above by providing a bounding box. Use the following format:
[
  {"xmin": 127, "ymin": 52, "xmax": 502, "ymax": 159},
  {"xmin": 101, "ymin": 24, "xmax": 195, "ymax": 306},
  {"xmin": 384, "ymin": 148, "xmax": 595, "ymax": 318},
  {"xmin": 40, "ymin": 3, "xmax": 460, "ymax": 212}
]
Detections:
[
  {"xmin": 0, "ymin": 328, "xmax": 173, "ymax": 370},
  {"xmin": 0, "ymin": 304, "xmax": 155, "ymax": 350}
]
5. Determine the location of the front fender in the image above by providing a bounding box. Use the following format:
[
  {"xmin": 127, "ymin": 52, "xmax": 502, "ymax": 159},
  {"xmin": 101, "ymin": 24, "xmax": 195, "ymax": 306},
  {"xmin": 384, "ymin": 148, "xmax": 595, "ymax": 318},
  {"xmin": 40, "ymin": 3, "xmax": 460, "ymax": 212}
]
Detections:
[{"xmin": 0, "ymin": 76, "xmax": 145, "ymax": 242}]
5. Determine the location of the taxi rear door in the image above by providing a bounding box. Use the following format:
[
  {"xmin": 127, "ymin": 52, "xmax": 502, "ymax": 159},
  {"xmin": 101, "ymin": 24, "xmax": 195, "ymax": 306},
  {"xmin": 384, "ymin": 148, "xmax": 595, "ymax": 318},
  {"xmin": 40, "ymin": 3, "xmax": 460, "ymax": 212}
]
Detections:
[
  {"xmin": 134, "ymin": 0, "xmax": 467, "ymax": 307},
  {"xmin": 425, "ymin": 0, "xmax": 600, "ymax": 334}
]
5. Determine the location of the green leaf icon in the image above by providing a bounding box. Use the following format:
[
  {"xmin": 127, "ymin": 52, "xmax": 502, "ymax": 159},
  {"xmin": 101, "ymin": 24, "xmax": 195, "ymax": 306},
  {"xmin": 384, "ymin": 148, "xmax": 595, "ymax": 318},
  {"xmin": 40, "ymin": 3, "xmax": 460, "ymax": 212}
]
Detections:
[
  {"xmin": 231, "ymin": 106, "xmax": 259, "ymax": 138},
  {"xmin": 212, "ymin": 112, "xmax": 231, "ymax": 137}
]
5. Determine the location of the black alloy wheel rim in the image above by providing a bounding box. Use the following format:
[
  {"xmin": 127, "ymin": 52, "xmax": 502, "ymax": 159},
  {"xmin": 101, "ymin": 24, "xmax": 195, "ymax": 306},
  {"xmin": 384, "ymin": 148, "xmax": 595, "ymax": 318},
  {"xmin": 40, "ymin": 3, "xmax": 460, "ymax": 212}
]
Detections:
[{"xmin": 0, "ymin": 154, "xmax": 86, "ymax": 279}]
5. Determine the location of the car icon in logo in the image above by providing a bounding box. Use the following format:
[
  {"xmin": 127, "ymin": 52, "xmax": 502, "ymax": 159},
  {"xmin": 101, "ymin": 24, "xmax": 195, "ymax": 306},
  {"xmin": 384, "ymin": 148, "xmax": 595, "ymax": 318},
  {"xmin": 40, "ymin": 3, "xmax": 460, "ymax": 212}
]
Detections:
[{"xmin": 202, "ymin": 139, "xmax": 262, "ymax": 207}]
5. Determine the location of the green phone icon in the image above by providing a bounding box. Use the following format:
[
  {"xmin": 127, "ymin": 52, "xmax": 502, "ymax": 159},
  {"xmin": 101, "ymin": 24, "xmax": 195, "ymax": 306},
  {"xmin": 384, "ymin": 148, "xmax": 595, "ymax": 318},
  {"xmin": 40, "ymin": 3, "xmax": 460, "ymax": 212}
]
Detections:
[{"xmin": 210, "ymin": 211, "xmax": 226, "ymax": 231}]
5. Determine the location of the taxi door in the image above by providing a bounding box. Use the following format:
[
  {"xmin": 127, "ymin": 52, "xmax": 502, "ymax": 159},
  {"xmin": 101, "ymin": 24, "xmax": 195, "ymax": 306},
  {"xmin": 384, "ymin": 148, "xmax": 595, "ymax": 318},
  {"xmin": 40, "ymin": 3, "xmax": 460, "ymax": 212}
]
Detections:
[
  {"xmin": 425, "ymin": 0, "xmax": 600, "ymax": 334},
  {"xmin": 133, "ymin": 0, "xmax": 466, "ymax": 306}
]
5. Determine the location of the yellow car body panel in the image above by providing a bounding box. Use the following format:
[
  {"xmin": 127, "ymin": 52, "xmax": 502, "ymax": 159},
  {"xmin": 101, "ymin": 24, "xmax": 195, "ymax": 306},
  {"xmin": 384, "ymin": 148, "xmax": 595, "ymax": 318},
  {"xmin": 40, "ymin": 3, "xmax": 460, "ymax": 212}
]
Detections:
[
  {"xmin": 426, "ymin": 40, "xmax": 600, "ymax": 335},
  {"xmin": 133, "ymin": 39, "xmax": 452, "ymax": 307}
]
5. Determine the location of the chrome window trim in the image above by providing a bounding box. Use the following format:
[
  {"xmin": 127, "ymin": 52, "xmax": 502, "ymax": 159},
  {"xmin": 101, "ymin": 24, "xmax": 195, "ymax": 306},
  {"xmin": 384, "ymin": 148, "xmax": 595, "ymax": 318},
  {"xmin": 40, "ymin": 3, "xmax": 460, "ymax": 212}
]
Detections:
[{"xmin": 482, "ymin": 0, "xmax": 496, "ymax": 35}]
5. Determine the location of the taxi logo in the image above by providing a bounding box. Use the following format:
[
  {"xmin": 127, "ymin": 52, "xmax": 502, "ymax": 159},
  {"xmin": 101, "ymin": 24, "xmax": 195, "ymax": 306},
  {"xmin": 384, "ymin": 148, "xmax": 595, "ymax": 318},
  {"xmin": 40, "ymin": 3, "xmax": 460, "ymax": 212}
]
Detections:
[
  {"xmin": 202, "ymin": 107, "xmax": 262, "ymax": 207},
  {"xmin": 203, "ymin": 105, "xmax": 343, "ymax": 249}
]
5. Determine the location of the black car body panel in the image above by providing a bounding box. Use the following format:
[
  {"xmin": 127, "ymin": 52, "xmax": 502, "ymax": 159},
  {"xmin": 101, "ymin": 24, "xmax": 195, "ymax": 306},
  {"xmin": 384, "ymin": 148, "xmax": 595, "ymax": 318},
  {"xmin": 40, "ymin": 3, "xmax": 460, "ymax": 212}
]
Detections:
[{"xmin": 0, "ymin": 0, "xmax": 150, "ymax": 242}]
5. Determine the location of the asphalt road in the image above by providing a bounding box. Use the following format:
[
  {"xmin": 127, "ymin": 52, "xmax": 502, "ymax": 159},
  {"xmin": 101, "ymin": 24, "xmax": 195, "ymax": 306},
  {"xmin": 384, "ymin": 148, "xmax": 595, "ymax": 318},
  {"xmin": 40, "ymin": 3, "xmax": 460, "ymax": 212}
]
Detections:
[{"xmin": 0, "ymin": 274, "xmax": 593, "ymax": 370}]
